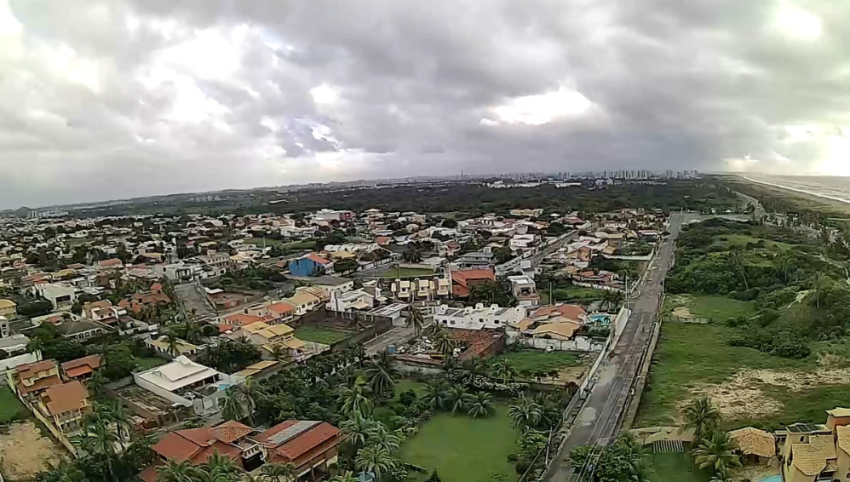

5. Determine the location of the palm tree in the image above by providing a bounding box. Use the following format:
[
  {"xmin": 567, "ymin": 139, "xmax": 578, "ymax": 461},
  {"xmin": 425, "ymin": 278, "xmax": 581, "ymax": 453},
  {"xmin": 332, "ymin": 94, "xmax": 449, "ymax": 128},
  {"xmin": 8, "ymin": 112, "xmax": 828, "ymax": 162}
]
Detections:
[
  {"xmin": 103, "ymin": 400, "xmax": 133, "ymax": 444},
  {"xmin": 157, "ymin": 460, "xmax": 196, "ymax": 482},
  {"xmin": 813, "ymin": 272, "xmax": 828, "ymax": 309},
  {"xmin": 691, "ymin": 431, "xmax": 741, "ymax": 477},
  {"xmin": 39, "ymin": 459, "xmax": 87, "ymax": 482},
  {"xmin": 221, "ymin": 386, "xmax": 247, "ymax": 422},
  {"xmin": 445, "ymin": 385, "xmax": 469, "ymax": 415},
  {"xmin": 508, "ymin": 393, "xmax": 543, "ymax": 429},
  {"xmin": 683, "ymin": 396, "xmax": 721, "ymax": 443},
  {"xmin": 340, "ymin": 414, "xmax": 374, "ymax": 451},
  {"xmin": 490, "ymin": 359, "xmax": 517, "ymax": 383},
  {"xmin": 203, "ymin": 451, "xmax": 240, "ymax": 476},
  {"xmin": 432, "ymin": 329, "xmax": 456, "ymax": 356},
  {"xmin": 461, "ymin": 358, "xmax": 486, "ymax": 386},
  {"xmin": 234, "ymin": 377, "xmax": 259, "ymax": 424},
  {"xmin": 260, "ymin": 462, "xmax": 297, "ymax": 482},
  {"xmin": 402, "ymin": 247, "xmax": 422, "ymax": 264},
  {"xmin": 164, "ymin": 330, "xmax": 181, "ymax": 357},
  {"xmin": 76, "ymin": 418, "xmax": 119, "ymax": 482},
  {"xmin": 339, "ymin": 383, "xmax": 374, "ymax": 417},
  {"xmin": 329, "ymin": 472, "xmax": 358, "ymax": 482},
  {"xmin": 608, "ymin": 290, "xmax": 624, "ymax": 309},
  {"xmin": 466, "ymin": 392, "xmax": 494, "ymax": 419},
  {"xmin": 409, "ymin": 307, "xmax": 425, "ymax": 338},
  {"xmin": 422, "ymin": 379, "xmax": 449, "ymax": 410},
  {"xmin": 365, "ymin": 423, "xmax": 403, "ymax": 452},
  {"xmin": 365, "ymin": 352, "xmax": 395, "ymax": 398},
  {"xmin": 269, "ymin": 344, "xmax": 287, "ymax": 362},
  {"xmin": 354, "ymin": 445, "xmax": 397, "ymax": 481}
]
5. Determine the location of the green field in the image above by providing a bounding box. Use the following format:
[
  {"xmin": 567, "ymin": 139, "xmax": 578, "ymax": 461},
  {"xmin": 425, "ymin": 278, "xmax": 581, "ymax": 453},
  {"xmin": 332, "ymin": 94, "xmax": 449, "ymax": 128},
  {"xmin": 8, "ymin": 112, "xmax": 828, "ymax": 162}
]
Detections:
[
  {"xmin": 392, "ymin": 379, "xmax": 429, "ymax": 401},
  {"xmin": 400, "ymin": 404, "xmax": 520, "ymax": 482},
  {"xmin": 294, "ymin": 325, "xmax": 352, "ymax": 345},
  {"xmin": 0, "ymin": 386, "xmax": 29, "ymax": 424},
  {"xmin": 644, "ymin": 452, "xmax": 711, "ymax": 482},
  {"xmin": 664, "ymin": 294, "xmax": 757, "ymax": 321},
  {"xmin": 136, "ymin": 356, "xmax": 167, "ymax": 370},
  {"xmin": 635, "ymin": 319, "xmax": 850, "ymax": 430},
  {"xmin": 378, "ymin": 267, "xmax": 436, "ymax": 278},
  {"xmin": 495, "ymin": 350, "xmax": 582, "ymax": 375},
  {"xmin": 711, "ymin": 233, "xmax": 795, "ymax": 252},
  {"xmin": 542, "ymin": 286, "xmax": 606, "ymax": 303}
]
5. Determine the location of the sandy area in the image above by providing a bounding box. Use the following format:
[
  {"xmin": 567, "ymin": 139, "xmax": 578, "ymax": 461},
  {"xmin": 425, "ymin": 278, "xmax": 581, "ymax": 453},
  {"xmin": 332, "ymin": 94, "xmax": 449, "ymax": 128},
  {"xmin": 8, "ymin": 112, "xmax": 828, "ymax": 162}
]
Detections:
[
  {"xmin": 672, "ymin": 306, "xmax": 693, "ymax": 319},
  {"xmin": 731, "ymin": 458, "xmax": 780, "ymax": 482},
  {"xmin": 683, "ymin": 368, "xmax": 850, "ymax": 420},
  {"xmin": 0, "ymin": 422, "xmax": 66, "ymax": 480}
]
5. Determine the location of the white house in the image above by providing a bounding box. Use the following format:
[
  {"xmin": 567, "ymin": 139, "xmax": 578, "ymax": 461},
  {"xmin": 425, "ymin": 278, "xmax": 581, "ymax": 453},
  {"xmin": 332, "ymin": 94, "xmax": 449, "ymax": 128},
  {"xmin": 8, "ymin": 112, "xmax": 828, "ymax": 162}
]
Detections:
[
  {"xmin": 510, "ymin": 234, "xmax": 537, "ymax": 251},
  {"xmin": 33, "ymin": 283, "xmax": 77, "ymax": 309},
  {"xmin": 434, "ymin": 303, "xmax": 527, "ymax": 330},
  {"xmin": 507, "ymin": 275, "xmax": 540, "ymax": 306},
  {"xmin": 133, "ymin": 356, "xmax": 234, "ymax": 416},
  {"xmin": 327, "ymin": 289, "xmax": 377, "ymax": 313}
]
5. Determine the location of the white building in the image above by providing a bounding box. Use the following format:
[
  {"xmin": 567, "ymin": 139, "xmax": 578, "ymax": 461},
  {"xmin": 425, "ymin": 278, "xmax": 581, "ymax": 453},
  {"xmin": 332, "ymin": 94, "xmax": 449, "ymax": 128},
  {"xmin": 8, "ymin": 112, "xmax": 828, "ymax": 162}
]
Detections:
[
  {"xmin": 510, "ymin": 234, "xmax": 537, "ymax": 251},
  {"xmin": 507, "ymin": 275, "xmax": 540, "ymax": 307},
  {"xmin": 434, "ymin": 303, "xmax": 527, "ymax": 330},
  {"xmin": 133, "ymin": 356, "xmax": 234, "ymax": 416},
  {"xmin": 33, "ymin": 283, "xmax": 77, "ymax": 309},
  {"xmin": 327, "ymin": 289, "xmax": 377, "ymax": 313}
]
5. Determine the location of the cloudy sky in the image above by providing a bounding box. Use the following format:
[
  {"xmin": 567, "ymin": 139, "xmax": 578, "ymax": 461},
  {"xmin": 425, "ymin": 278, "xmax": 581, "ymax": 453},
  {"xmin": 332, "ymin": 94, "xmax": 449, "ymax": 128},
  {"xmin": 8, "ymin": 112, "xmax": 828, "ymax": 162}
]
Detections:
[{"xmin": 1, "ymin": 0, "xmax": 849, "ymax": 208}]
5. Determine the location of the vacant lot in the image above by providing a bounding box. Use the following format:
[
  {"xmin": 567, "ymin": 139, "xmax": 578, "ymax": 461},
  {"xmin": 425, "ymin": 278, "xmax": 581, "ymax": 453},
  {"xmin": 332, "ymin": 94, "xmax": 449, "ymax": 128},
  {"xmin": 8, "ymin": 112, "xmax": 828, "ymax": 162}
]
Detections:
[
  {"xmin": 294, "ymin": 325, "xmax": 352, "ymax": 345},
  {"xmin": 644, "ymin": 452, "xmax": 711, "ymax": 482},
  {"xmin": 135, "ymin": 356, "xmax": 167, "ymax": 371},
  {"xmin": 401, "ymin": 404, "xmax": 520, "ymax": 482},
  {"xmin": 711, "ymin": 233, "xmax": 795, "ymax": 252},
  {"xmin": 636, "ymin": 320, "xmax": 850, "ymax": 430},
  {"xmin": 0, "ymin": 422, "xmax": 66, "ymax": 480},
  {"xmin": 0, "ymin": 387, "xmax": 28, "ymax": 424},
  {"xmin": 496, "ymin": 350, "xmax": 581, "ymax": 374},
  {"xmin": 664, "ymin": 294, "xmax": 757, "ymax": 322},
  {"xmin": 543, "ymin": 286, "xmax": 606, "ymax": 303}
]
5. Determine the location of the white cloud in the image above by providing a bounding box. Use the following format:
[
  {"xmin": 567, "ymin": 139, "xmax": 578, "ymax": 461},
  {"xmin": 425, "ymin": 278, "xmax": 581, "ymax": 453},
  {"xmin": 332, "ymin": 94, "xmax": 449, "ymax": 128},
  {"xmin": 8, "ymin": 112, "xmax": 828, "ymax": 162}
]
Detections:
[{"xmin": 490, "ymin": 87, "xmax": 593, "ymax": 126}]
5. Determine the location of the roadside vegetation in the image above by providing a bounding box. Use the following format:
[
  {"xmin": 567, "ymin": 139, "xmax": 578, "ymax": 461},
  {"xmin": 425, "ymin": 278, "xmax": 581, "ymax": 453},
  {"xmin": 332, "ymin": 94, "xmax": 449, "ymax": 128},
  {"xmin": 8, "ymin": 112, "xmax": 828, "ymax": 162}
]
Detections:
[{"xmin": 639, "ymin": 215, "xmax": 850, "ymax": 429}]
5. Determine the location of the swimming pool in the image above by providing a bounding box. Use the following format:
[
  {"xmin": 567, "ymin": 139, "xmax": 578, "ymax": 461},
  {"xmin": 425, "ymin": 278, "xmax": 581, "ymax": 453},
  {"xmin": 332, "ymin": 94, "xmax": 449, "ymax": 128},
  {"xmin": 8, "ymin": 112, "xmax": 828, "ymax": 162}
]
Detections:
[{"xmin": 759, "ymin": 475, "xmax": 782, "ymax": 482}]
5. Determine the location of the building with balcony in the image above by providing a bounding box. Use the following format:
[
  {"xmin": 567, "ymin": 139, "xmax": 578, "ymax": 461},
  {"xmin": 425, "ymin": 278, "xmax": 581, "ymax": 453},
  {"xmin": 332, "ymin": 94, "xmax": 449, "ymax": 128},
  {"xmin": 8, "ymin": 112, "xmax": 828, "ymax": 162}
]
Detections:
[
  {"xmin": 133, "ymin": 356, "xmax": 234, "ymax": 416},
  {"xmin": 37, "ymin": 380, "xmax": 90, "ymax": 435},
  {"xmin": 7, "ymin": 359, "xmax": 62, "ymax": 401},
  {"xmin": 434, "ymin": 303, "xmax": 527, "ymax": 331}
]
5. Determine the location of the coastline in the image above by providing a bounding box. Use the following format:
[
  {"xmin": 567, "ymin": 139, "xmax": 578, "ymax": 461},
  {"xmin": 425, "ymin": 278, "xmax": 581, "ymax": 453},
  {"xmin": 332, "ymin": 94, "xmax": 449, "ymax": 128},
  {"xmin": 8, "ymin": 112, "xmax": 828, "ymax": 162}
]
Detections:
[{"xmin": 742, "ymin": 176, "xmax": 850, "ymax": 206}]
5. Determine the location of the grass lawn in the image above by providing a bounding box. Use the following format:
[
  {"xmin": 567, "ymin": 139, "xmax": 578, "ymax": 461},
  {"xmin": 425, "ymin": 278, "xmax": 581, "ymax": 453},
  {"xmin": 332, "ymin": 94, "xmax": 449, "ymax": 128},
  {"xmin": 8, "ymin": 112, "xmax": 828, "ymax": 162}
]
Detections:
[
  {"xmin": 294, "ymin": 325, "xmax": 352, "ymax": 345},
  {"xmin": 400, "ymin": 404, "xmax": 520, "ymax": 482},
  {"xmin": 664, "ymin": 294, "xmax": 757, "ymax": 321},
  {"xmin": 378, "ymin": 267, "xmax": 436, "ymax": 278},
  {"xmin": 135, "ymin": 356, "xmax": 167, "ymax": 371},
  {"xmin": 392, "ymin": 379, "xmax": 429, "ymax": 402},
  {"xmin": 544, "ymin": 286, "xmax": 606, "ymax": 303},
  {"xmin": 644, "ymin": 452, "xmax": 711, "ymax": 482},
  {"xmin": 634, "ymin": 319, "xmax": 850, "ymax": 430},
  {"xmin": 711, "ymin": 233, "xmax": 795, "ymax": 252},
  {"xmin": 495, "ymin": 350, "xmax": 581, "ymax": 375},
  {"xmin": 0, "ymin": 386, "xmax": 29, "ymax": 424}
]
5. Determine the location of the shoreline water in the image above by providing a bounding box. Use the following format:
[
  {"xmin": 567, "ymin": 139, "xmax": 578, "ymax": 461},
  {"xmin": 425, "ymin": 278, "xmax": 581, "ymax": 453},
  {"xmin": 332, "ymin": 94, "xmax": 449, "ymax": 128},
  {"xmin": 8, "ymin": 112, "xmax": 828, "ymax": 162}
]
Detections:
[{"xmin": 742, "ymin": 176, "xmax": 850, "ymax": 206}]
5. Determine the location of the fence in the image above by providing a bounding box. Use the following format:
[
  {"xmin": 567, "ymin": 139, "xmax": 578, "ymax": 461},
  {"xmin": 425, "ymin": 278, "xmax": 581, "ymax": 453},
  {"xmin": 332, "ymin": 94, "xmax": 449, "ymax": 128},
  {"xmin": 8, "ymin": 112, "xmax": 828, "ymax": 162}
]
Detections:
[{"xmin": 515, "ymin": 336, "xmax": 606, "ymax": 352}]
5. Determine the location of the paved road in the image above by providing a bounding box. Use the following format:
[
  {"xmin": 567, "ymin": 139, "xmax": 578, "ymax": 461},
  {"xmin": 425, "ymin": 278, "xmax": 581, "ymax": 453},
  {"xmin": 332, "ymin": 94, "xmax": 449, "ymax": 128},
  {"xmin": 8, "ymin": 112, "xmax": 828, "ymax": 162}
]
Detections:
[{"xmin": 544, "ymin": 213, "xmax": 684, "ymax": 482}]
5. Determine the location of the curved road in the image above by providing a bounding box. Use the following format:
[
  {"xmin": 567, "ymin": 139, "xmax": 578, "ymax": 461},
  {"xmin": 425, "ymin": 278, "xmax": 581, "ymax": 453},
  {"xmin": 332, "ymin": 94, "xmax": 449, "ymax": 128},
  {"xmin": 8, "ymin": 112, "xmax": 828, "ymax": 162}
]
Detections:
[{"xmin": 544, "ymin": 213, "xmax": 684, "ymax": 482}]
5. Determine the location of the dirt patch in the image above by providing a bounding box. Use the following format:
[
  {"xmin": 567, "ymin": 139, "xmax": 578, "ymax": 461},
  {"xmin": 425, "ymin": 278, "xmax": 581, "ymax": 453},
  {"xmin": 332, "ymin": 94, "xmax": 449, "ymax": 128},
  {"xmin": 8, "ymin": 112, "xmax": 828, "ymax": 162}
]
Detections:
[
  {"xmin": 683, "ymin": 367, "xmax": 850, "ymax": 420},
  {"xmin": 0, "ymin": 421, "xmax": 66, "ymax": 480},
  {"xmin": 731, "ymin": 458, "xmax": 779, "ymax": 482},
  {"xmin": 672, "ymin": 306, "xmax": 692, "ymax": 319},
  {"xmin": 557, "ymin": 365, "xmax": 588, "ymax": 385}
]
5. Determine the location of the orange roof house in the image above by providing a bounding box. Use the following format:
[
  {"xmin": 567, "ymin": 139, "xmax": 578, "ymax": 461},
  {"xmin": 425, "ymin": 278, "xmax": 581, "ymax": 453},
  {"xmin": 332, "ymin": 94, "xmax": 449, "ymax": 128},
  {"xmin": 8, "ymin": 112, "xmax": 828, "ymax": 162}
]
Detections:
[
  {"xmin": 40, "ymin": 380, "xmax": 89, "ymax": 418},
  {"xmin": 451, "ymin": 268, "xmax": 496, "ymax": 298},
  {"xmin": 530, "ymin": 304, "xmax": 587, "ymax": 323},
  {"xmin": 223, "ymin": 313, "xmax": 267, "ymax": 327},
  {"xmin": 140, "ymin": 421, "xmax": 254, "ymax": 482},
  {"xmin": 61, "ymin": 354, "xmax": 103, "ymax": 380},
  {"xmin": 12, "ymin": 359, "xmax": 63, "ymax": 396},
  {"xmin": 254, "ymin": 420, "xmax": 340, "ymax": 473}
]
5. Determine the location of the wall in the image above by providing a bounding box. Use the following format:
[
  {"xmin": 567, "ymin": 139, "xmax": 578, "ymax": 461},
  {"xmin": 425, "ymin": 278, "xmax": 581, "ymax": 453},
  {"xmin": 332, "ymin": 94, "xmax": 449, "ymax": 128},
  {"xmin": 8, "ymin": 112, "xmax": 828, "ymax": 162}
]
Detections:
[
  {"xmin": 392, "ymin": 357, "xmax": 444, "ymax": 376},
  {"xmin": 611, "ymin": 306, "xmax": 632, "ymax": 347},
  {"xmin": 0, "ymin": 350, "xmax": 41, "ymax": 378},
  {"xmin": 515, "ymin": 336, "xmax": 606, "ymax": 352},
  {"xmin": 572, "ymin": 281, "xmax": 624, "ymax": 293}
]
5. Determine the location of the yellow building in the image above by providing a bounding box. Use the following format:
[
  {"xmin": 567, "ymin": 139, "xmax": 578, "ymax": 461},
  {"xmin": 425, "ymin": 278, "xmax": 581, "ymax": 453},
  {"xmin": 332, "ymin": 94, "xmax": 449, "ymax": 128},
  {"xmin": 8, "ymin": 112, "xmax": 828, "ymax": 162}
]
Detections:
[
  {"xmin": 239, "ymin": 322, "xmax": 306, "ymax": 356},
  {"xmin": 779, "ymin": 409, "xmax": 850, "ymax": 482},
  {"xmin": 0, "ymin": 299, "xmax": 17, "ymax": 318}
]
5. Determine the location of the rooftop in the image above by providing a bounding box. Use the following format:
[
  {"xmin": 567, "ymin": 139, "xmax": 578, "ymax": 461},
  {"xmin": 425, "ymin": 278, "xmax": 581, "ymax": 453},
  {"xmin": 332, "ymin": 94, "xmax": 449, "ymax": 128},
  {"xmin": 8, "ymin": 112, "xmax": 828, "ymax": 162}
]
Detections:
[
  {"xmin": 136, "ymin": 356, "xmax": 221, "ymax": 393},
  {"xmin": 41, "ymin": 381, "xmax": 88, "ymax": 415}
]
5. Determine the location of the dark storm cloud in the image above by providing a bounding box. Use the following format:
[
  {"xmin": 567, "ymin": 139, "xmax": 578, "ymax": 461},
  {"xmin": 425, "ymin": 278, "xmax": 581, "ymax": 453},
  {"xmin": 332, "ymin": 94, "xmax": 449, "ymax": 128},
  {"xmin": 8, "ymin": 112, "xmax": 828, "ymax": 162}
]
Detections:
[{"xmin": 0, "ymin": 0, "xmax": 848, "ymax": 208}]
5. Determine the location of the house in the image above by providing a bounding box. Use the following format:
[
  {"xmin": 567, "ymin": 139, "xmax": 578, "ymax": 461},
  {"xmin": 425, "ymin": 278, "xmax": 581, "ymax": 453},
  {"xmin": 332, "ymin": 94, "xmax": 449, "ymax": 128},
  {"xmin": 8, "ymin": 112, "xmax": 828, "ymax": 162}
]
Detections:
[
  {"xmin": 451, "ymin": 269, "xmax": 495, "ymax": 299},
  {"xmin": 133, "ymin": 356, "xmax": 234, "ymax": 416},
  {"xmin": 510, "ymin": 234, "xmax": 537, "ymax": 251},
  {"xmin": 263, "ymin": 302, "xmax": 297, "ymax": 325},
  {"xmin": 254, "ymin": 420, "xmax": 341, "ymax": 480},
  {"xmin": 0, "ymin": 314, "xmax": 9, "ymax": 338},
  {"xmin": 456, "ymin": 252, "xmax": 495, "ymax": 269},
  {"xmin": 296, "ymin": 286, "xmax": 330, "ymax": 303},
  {"xmin": 0, "ymin": 299, "xmax": 16, "ymax": 319},
  {"xmin": 286, "ymin": 292, "xmax": 321, "ymax": 316},
  {"xmin": 434, "ymin": 303, "xmax": 526, "ymax": 330},
  {"xmin": 368, "ymin": 303, "xmax": 409, "ymax": 326},
  {"xmin": 145, "ymin": 336, "xmax": 200, "ymax": 357},
  {"xmin": 775, "ymin": 409, "xmax": 850, "ymax": 482},
  {"xmin": 232, "ymin": 322, "xmax": 308, "ymax": 359},
  {"xmin": 60, "ymin": 354, "xmax": 103, "ymax": 381},
  {"xmin": 34, "ymin": 283, "xmax": 77, "ymax": 309},
  {"xmin": 198, "ymin": 252, "xmax": 232, "ymax": 276},
  {"xmin": 139, "ymin": 420, "xmax": 261, "ymax": 482},
  {"xmin": 288, "ymin": 253, "xmax": 333, "ymax": 277},
  {"xmin": 95, "ymin": 258, "xmax": 124, "ymax": 271},
  {"xmin": 222, "ymin": 313, "xmax": 268, "ymax": 328},
  {"xmin": 528, "ymin": 321, "xmax": 582, "ymax": 341},
  {"xmin": 51, "ymin": 316, "xmax": 110, "ymax": 341},
  {"xmin": 382, "ymin": 271, "xmax": 451, "ymax": 302},
  {"xmin": 530, "ymin": 304, "xmax": 588, "ymax": 323},
  {"xmin": 507, "ymin": 275, "xmax": 539, "ymax": 306},
  {"xmin": 7, "ymin": 359, "xmax": 62, "ymax": 400},
  {"xmin": 327, "ymin": 289, "xmax": 376, "ymax": 313},
  {"xmin": 300, "ymin": 276, "xmax": 356, "ymax": 297},
  {"xmin": 37, "ymin": 380, "xmax": 90, "ymax": 434},
  {"xmin": 729, "ymin": 427, "xmax": 775, "ymax": 464}
]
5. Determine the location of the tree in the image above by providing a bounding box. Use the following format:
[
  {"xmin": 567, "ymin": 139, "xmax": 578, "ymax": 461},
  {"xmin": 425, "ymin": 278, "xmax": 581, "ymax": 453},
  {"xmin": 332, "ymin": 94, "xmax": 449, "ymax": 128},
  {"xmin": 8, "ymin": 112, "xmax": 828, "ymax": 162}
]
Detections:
[
  {"xmin": 156, "ymin": 460, "xmax": 195, "ymax": 482},
  {"xmin": 76, "ymin": 417, "xmax": 120, "ymax": 482},
  {"xmin": 509, "ymin": 393, "xmax": 543, "ymax": 430},
  {"xmin": 490, "ymin": 359, "xmax": 517, "ymax": 384},
  {"xmin": 39, "ymin": 460, "xmax": 89, "ymax": 482},
  {"xmin": 221, "ymin": 387, "xmax": 247, "ymax": 422},
  {"xmin": 432, "ymin": 328, "xmax": 456, "ymax": 356},
  {"xmin": 203, "ymin": 452, "xmax": 240, "ymax": 476},
  {"xmin": 334, "ymin": 258, "xmax": 360, "ymax": 274},
  {"xmin": 422, "ymin": 379, "xmax": 449, "ymax": 410},
  {"xmin": 354, "ymin": 445, "xmax": 397, "ymax": 481},
  {"xmin": 329, "ymin": 473, "xmax": 358, "ymax": 482},
  {"xmin": 164, "ymin": 330, "xmax": 181, "ymax": 357},
  {"xmin": 461, "ymin": 357, "xmax": 486, "ymax": 386},
  {"xmin": 727, "ymin": 251, "xmax": 748, "ymax": 290},
  {"xmin": 365, "ymin": 422, "xmax": 403, "ymax": 453},
  {"xmin": 365, "ymin": 351, "xmax": 395, "ymax": 398},
  {"xmin": 260, "ymin": 462, "xmax": 297, "ymax": 482},
  {"xmin": 691, "ymin": 431, "xmax": 741, "ymax": 478},
  {"xmin": 339, "ymin": 383, "xmax": 374, "ymax": 417},
  {"xmin": 402, "ymin": 247, "xmax": 422, "ymax": 264},
  {"xmin": 441, "ymin": 219, "xmax": 458, "ymax": 229},
  {"xmin": 409, "ymin": 307, "xmax": 425, "ymax": 338},
  {"xmin": 445, "ymin": 385, "xmax": 469, "ymax": 415},
  {"xmin": 683, "ymin": 396, "xmax": 721, "ymax": 443},
  {"xmin": 466, "ymin": 392, "xmax": 494, "ymax": 419},
  {"xmin": 340, "ymin": 414, "xmax": 374, "ymax": 451}
]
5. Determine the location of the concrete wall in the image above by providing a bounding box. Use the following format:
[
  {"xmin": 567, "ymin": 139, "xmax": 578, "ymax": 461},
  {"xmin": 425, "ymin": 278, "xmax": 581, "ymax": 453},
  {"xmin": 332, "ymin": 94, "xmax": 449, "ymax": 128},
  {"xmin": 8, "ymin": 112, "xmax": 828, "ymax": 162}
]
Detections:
[
  {"xmin": 0, "ymin": 350, "xmax": 41, "ymax": 377},
  {"xmin": 515, "ymin": 336, "xmax": 606, "ymax": 352}
]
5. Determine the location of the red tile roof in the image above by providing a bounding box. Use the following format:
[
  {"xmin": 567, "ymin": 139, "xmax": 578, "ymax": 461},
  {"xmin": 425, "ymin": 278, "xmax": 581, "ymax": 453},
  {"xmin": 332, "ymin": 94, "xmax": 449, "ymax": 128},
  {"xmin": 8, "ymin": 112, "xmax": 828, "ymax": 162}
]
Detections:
[
  {"xmin": 256, "ymin": 421, "xmax": 340, "ymax": 465},
  {"xmin": 451, "ymin": 268, "xmax": 495, "ymax": 297},
  {"xmin": 17, "ymin": 374, "xmax": 63, "ymax": 395},
  {"xmin": 375, "ymin": 237, "xmax": 391, "ymax": 246},
  {"xmin": 210, "ymin": 420, "xmax": 254, "ymax": 444},
  {"xmin": 41, "ymin": 381, "xmax": 88, "ymax": 415},
  {"xmin": 61, "ymin": 354, "xmax": 102, "ymax": 378},
  {"xmin": 16, "ymin": 359, "xmax": 58, "ymax": 378},
  {"xmin": 531, "ymin": 304, "xmax": 587, "ymax": 322},
  {"xmin": 224, "ymin": 314, "xmax": 266, "ymax": 327},
  {"xmin": 267, "ymin": 302, "xmax": 295, "ymax": 315},
  {"xmin": 304, "ymin": 253, "xmax": 329, "ymax": 265},
  {"xmin": 150, "ymin": 423, "xmax": 250, "ymax": 466}
]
